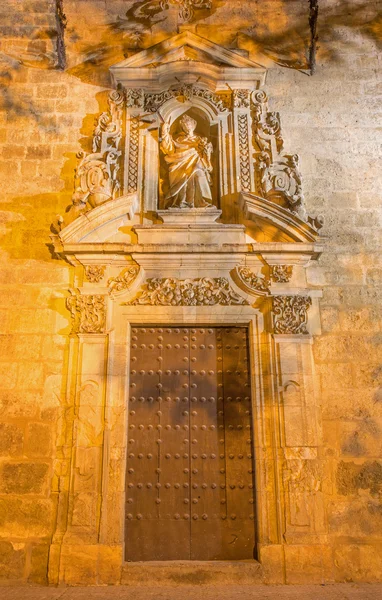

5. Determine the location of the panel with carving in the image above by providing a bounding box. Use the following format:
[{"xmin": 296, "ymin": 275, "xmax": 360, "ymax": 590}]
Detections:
[
  {"xmin": 108, "ymin": 266, "xmax": 140, "ymax": 295},
  {"xmin": 66, "ymin": 294, "xmax": 107, "ymax": 334},
  {"xmin": 270, "ymin": 265, "xmax": 293, "ymax": 283},
  {"xmin": 236, "ymin": 267, "xmax": 270, "ymax": 295},
  {"xmin": 127, "ymin": 277, "xmax": 247, "ymax": 306},
  {"xmin": 85, "ymin": 265, "xmax": 106, "ymax": 283},
  {"xmin": 272, "ymin": 295, "xmax": 312, "ymax": 335},
  {"xmin": 144, "ymin": 85, "xmax": 229, "ymax": 114}
]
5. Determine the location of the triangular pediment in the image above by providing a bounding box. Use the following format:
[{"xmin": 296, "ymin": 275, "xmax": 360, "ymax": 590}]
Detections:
[{"xmin": 111, "ymin": 31, "xmax": 263, "ymax": 71}]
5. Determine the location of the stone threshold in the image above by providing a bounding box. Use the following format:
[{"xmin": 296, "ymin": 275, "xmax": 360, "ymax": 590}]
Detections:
[{"xmin": 121, "ymin": 560, "xmax": 265, "ymax": 585}]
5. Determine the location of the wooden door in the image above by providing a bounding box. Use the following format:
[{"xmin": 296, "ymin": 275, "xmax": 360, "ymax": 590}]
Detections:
[{"xmin": 125, "ymin": 327, "xmax": 255, "ymax": 561}]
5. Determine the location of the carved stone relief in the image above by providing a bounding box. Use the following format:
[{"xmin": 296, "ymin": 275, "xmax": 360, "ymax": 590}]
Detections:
[
  {"xmin": 127, "ymin": 277, "xmax": 247, "ymax": 306},
  {"xmin": 108, "ymin": 266, "xmax": 140, "ymax": 296},
  {"xmin": 85, "ymin": 265, "xmax": 106, "ymax": 283},
  {"xmin": 273, "ymin": 295, "xmax": 312, "ymax": 335},
  {"xmin": 126, "ymin": 115, "xmax": 140, "ymax": 194},
  {"xmin": 66, "ymin": 294, "xmax": 107, "ymax": 334},
  {"xmin": 236, "ymin": 267, "xmax": 270, "ymax": 295},
  {"xmin": 252, "ymin": 90, "xmax": 323, "ymax": 231},
  {"xmin": 270, "ymin": 265, "xmax": 293, "ymax": 283},
  {"xmin": 160, "ymin": 0, "xmax": 212, "ymax": 22},
  {"xmin": 238, "ymin": 113, "xmax": 251, "ymax": 192},
  {"xmin": 144, "ymin": 85, "xmax": 229, "ymax": 114}
]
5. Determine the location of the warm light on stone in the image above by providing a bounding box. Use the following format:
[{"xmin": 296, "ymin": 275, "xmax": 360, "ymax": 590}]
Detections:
[{"xmin": 0, "ymin": 0, "xmax": 381, "ymax": 587}]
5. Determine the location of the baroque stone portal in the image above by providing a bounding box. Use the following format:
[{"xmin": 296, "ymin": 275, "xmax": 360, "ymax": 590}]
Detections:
[{"xmin": 49, "ymin": 31, "xmax": 325, "ymax": 585}]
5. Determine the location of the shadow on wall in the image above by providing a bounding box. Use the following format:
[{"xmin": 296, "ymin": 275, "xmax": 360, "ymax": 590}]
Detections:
[{"xmin": 0, "ymin": 91, "xmax": 111, "ymax": 261}]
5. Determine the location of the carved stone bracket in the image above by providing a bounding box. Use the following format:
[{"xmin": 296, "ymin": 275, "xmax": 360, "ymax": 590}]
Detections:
[
  {"xmin": 236, "ymin": 267, "xmax": 270, "ymax": 295},
  {"xmin": 108, "ymin": 266, "xmax": 140, "ymax": 296},
  {"xmin": 126, "ymin": 277, "xmax": 247, "ymax": 306},
  {"xmin": 67, "ymin": 293, "xmax": 107, "ymax": 334},
  {"xmin": 85, "ymin": 265, "xmax": 106, "ymax": 283},
  {"xmin": 270, "ymin": 265, "xmax": 293, "ymax": 283},
  {"xmin": 272, "ymin": 295, "xmax": 312, "ymax": 335}
]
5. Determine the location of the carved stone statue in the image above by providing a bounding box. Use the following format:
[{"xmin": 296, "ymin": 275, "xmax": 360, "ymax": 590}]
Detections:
[{"xmin": 160, "ymin": 114, "xmax": 213, "ymax": 209}]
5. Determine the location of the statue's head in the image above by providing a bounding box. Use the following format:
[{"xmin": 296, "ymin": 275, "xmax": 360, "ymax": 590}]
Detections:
[{"xmin": 180, "ymin": 114, "xmax": 197, "ymax": 135}]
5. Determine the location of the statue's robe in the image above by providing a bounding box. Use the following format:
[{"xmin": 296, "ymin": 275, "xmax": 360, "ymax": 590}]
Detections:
[{"xmin": 161, "ymin": 132, "xmax": 212, "ymax": 208}]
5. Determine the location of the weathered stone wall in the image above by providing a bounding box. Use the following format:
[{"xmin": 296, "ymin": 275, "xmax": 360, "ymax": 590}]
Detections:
[{"xmin": 0, "ymin": 0, "xmax": 381, "ymax": 584}]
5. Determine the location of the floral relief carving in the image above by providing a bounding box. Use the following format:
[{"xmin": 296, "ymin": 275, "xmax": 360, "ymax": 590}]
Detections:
[
  {"xmin": 273, "ymin": 295, "xmax": 312, "ymax": 335},
  {"xmin": 127, "ymin": 277, "xmax": 247, "ymax": 306},
  {"xmin": 125, "ymin": 88, "xmax": 145, "ymax": 109},
  {"xmin": 85, "ymin": 265, "xmax": 106, "ymax": 283},
  {"xmin": 66, "ymin": 294, "xmax": 106, "ymax": 334},
  {"xmin": 237, "ymin": 267, "xmax": 270, "ymax": 295},
  {"xmin": 144, "ymin": 85, "xmax": 229, "ymax": 114},
  {"xmin": 270, "ymin": 265, "xmax": 293, "ymax": 283},
  {"xmin": 233, "ymin": 89, "xmax": 251, "ymax": 109},
  {"xmin": 108, "ymin": 266, "xmax": 140, "ymax": 296}
]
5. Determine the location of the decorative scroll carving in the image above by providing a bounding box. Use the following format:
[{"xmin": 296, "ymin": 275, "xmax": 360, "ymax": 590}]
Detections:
[
  {"xmin": 270, "ymin": 265, "xmax": 293, "ymax": 283},
  {"xmin": 144, "ymin": 85, "xmax": 229, "ymax": 114},
  {"xmin": 52, "ymin": 90, "xmax": 124, "ymax": 233},
  {"xmin": 273, "ymin": 295, "xmax": 312, "ymax": 335},
  {"xmin": 125, "ymin": 88, "xmax": 144, "ymax": 109},
  {"xmin": 127, "ymin": 277, "xmax": 247, "ymax": 306},
  {"xmin": 66, "ymin": 294, "xmax": 106, "ymax": 334},
  {"xmin": 127, "ymin": 116, "xmax": 140, "ymax": 193},
  {"xmin": 252, "ymin": 90, "xmax": 323, "ymax": 232},
  {"xmin": 237, "ymin": 267, "xmax": 270, "ymax": 295},
  {"xmin": 85, "ymin": 265, "xmax": 106, "ymax": 283},
  {"xmin": 233, "ymin": 89, "xmax": 251, "ymax": 109},
  {"xmin": 160, "ymin": 0, "xmax": 212, "ymax": 22},
  {"xmin": 108, "ymin": 266, "xmax": 140, "ymax": 295},
  {"xmin": 238, "ymin": 113, "xmax": 251, "ymax": 192}
]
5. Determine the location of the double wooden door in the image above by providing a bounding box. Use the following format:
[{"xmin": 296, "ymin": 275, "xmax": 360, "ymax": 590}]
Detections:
[{"xmin": 125, "ymin": 326, "xmax": 256, "ymax": 561}]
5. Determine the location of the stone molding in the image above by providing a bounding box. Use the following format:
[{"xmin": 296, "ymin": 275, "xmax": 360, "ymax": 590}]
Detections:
[
  {"xmin": 272, "ymin": 295, "xmax": 312, "ymax": 335},
  {"xmin": 127, "ymin": 277, "xmax": 248, "ymax": 306},
  {"xmin": 66, "ymin": 293, "xmax": 107, "ymax": 334}
]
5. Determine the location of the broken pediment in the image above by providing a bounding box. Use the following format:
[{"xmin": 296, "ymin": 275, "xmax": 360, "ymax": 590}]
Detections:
[{"xmin": 110, "ymin": 31, "xmax": 266, "ymax": 91}]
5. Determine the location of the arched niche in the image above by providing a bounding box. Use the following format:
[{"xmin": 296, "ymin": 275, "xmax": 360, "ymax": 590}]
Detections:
[{"xmin": 157, "ymin": 104, "xmax": 221, "ymax": 209}]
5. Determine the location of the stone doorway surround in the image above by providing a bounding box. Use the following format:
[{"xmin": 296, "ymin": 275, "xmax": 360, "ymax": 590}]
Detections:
[{"xmin": 49, "ymin": 32, "xmax": 326, "ymax": 585}]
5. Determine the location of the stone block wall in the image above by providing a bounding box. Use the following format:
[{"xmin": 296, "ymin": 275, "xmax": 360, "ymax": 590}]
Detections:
[{"xmin": 0, "ymin": 0, "xmax": 381, "ymax": 584}]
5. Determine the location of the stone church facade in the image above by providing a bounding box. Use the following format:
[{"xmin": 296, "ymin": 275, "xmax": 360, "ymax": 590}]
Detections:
[{"xmin": 0, "ymin": 0, "xmax": 381, "ymax": 586}]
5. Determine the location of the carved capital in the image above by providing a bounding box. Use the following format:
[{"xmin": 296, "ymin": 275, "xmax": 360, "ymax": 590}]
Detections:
[
  {"xmin": 270, "ymin": 265, "xmax": 293, "ymax": 283},
  {"xmin": 85, "ymin": 265, "xmax": 106, "ymax": 283},
  {"xmin": 108, "ymin": 266, "xmax": 140, "ymax": 296},
  {"xmin": 236, "ymin": 267, "xmax": 270, "ymax": 295},
  {"xmin": 67, "ymin": 293, "xmax": 107, "ymax": 334},
  {"xmin": 272, "ymin": 295, "xmax": 312, "ymax": 335},
  {"xmin": 125, "ymin": 88, "xmax": 144, "ymax": 109},
  {"xmin": 127, "ymin": 277, "xmax": 247, "ymax": 306},
  {"xmin": 233, "ymin": 89, "xmax": 251, "ymax": 109}
]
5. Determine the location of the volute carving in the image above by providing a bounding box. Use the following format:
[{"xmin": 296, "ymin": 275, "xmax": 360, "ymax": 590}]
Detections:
[
  {"xmin": 66, "ymin": 293, "xmax": 107, "ymax": 334},
  {"xmin": 272, "ymin": 295, "xmax": 312, "ymax": 335},
  {"xmin": 108, "ymin": 266, "xmax": 140, "ymax": 296},
  {"xmin": 51, "ymin": 90, "xmax": 124, "ymax": 233},
  {"xmin": 236, "ymin": 267, "xmax": 270, "ymax": 295},
  {"xmin": 252, "ymin": 91, "xmax": 323, "ymax": 231},
  {"xmin": 127, "ymin": 277, "xmax": 247, "ymax": 306}
]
